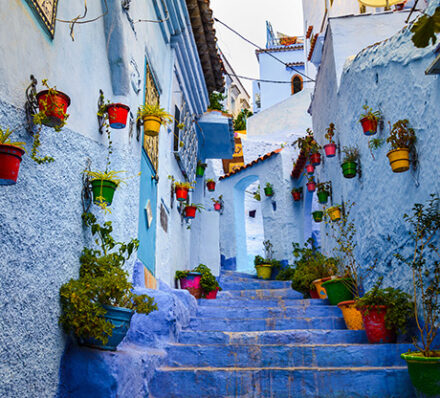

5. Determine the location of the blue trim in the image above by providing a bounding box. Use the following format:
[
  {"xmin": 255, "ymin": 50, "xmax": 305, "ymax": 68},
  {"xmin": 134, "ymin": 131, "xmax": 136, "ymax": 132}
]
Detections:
[
  {"xmin": 221, "ymin": 255, "xmax": 237, "ymax": 272},
  {"xmin": 22, "ymin": 0, "xmax": 55, "ymax": 43}
]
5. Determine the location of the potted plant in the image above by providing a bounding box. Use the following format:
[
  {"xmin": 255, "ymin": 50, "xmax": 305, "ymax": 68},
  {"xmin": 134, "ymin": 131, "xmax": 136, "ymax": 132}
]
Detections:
[
  {"xmin": 326, "ymin": 205, "xmax": 341, "ymax": 222},
  {"xmin": 294, "ymin": 129, "xmax": 321, "ymax": 163},
  {"xmin": 396, "ymin": 195, "xmax": 440, "ymax": 396},
  {"xmin": 137, "ymin": 104, "xmax": 173, "ymax": 137},
  {"xmin": 206, "ymin": 179, "xmax": 216, "ymax": 192},
  {"xmin": 306, "ymin": 175, "xmax": 316, "ymax": 192},
  {"xmin": 212, "ymin": 196, "xmax": 222, "ymax": 211},
  {"xmin": 312, "ymin": 210, "xmax": 324, "ymax": 223},
  {"xmin": 184, "ymin": 203, "xmax": 203, "ymax": 219},
  {"xmin": 193, "ymin": 264, "xmax": 222, "ymax": 299},
  {"xmin": 316, "ymin": 182, "xmax": 330, "ymax": 204},
  {"xmin": 86, "ymin": 170, "xmax": 128, "ymax": 209},
  {"xmin": 0, "ymin": 127, "xmax": 26, "ymax": 185},
  {"xmin": 386, "ymin": 119, "xmax": 416, "ymax": 173},
  {"xmin": 169, "ymin": 177, "xmax": 194, "ymax": 202},
  {"xmin": 97, "ymin": 94, "xmax": 131, "ymax": 130},
  {"xmin": 175, "ymin": 270, "xmax": 203, "ymax": 299},
  {"xmin": 359, "ymin": 105, "xmax": 380, "ymax": 136},
  {"xmin": 324, "ymin": 123, "xmax": 337, "ymax": 157},
  {"xmin": 291, "ymin": 240, "xmax": 339, "ymax": 299},
  {"xmin": 355, "ymin": 277, "xmax": 412, "ymax": 344},
  {"xmin": 264, "ymin": 182, "xmax": 274, "ymax": 197},
  {"xmin": 196, "ymin": 161, "xmax": 207, "ymax": 177},
  {"xmin": 59, "ymin": 212, "xmax": 157, "ymax": 351},
  {"xmin": 233, "ymin": 109, "xmax": 253, "ymax": 132},
  {"xmin": 341, "ymin": 146, "xmax": 360, "ymax": 179},
  {"xmin": 291, "ymin": 187, "xmax": 302, "ymax": 202},
  {"xmin": 305, "ymin": 162, "xmax": 315, "ymax": 175},
  {"xmin": 254, "ymin": 240, "xmax": 276, "ymax": 280},
  {"xmin": 32, "ymin": 79, "xmax": 70, "ymax": 164}
]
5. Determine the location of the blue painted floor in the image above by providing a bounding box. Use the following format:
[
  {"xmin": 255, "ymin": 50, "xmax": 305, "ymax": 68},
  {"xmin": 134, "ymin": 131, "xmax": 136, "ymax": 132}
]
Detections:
[{"xmin": 149, "ymin": 271, "xmax": 415, "ymax": 398}]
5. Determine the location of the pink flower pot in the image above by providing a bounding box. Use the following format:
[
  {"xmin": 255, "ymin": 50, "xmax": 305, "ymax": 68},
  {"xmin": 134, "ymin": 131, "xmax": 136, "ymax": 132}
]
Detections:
[
  {"xmin": 179, "ymin": 272, "xmax": 202, "ymax": 299},
  {"xmin": 324, "ymin": 143, "xmax": 336, "ymax": 158},
  {"xmin": 204, "ymin": 288, "xmax": 219, "ymax": 299},
  {"xmin": 306, "ymin": 164, "xmax": 315, "ymax": 174},
  {"xmin": 214, "ymin": 203, "xmax": 221, "ymax": 211},
  {"xmin": 307, "ymin": 182, "xmax": 316, "ymax": 192}
]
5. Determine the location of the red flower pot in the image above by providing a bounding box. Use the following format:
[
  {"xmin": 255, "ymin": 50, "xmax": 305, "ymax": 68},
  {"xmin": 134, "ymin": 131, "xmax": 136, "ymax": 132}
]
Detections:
[
  {"xmin": 184, "ymin": 206, "xmax": 197, "ymax": 219},
  {"xmin": 307, "ymin": 181, "xmax": 316, "ymax": 192},
  {"xmin": 306, "ymin": 164, "xmax": 315, "ymax": 174},
  {"xmin": 204, "ymin": 288, "xmax": 219, "ymax": 299},
  {"xmin": 360, "ymin": 117, "xmax": 378, "ymax": 136},
  {"xmin": 107, "ymin": 103, "xmax": 130, "ymax": 129},
  {"xmin": 324, "ymin": 143, "xmax": 336, "ymax": 157},
  {"xmin": 310, "ymin": 152, "xmax": 321, "ymax": 166},
  {"xmin": 214, "ymin": 202, "xmax": 221, "ymax": 211},
  {"xmin": 0, "ymin": 144, "xmax": 25, "ymax": 185},
  {"xmin": 36, "ymin": 90, "xmax": 70, "ymax": 128},
  {"xmin": 175, "ymin": 187, "xmax": 189, "ymax": 201},
  {"xmin": 292, "ymin": 191, "xmax": 301, "ymax": 201},
  {"xmin": 310, "ymin": 288, "xmax": 320, "ymax": 299},
  {"xmin": 360, "ymin": 305, "xmax": 396, "ymax": 344},
  {"xmin": 207, "ymin": 181, "xmax": 216, "ymax": 192}
]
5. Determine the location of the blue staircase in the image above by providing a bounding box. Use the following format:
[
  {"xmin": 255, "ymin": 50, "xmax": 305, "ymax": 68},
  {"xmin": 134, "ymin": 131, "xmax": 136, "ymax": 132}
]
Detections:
[{"xmin": 149, "ymin": 271, "xmax": 414, "ymax": 397}]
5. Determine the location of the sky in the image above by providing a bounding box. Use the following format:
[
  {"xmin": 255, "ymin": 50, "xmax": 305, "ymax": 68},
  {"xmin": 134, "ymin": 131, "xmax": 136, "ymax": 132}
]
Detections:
[{"xmin": 210, "ymin": 0, "xmax": 304, "ymax": 95}]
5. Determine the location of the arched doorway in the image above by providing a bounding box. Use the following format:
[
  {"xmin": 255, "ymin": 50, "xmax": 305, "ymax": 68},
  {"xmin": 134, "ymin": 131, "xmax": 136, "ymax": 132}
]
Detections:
[{"xmin": 291, "ymin": 74, "xmax": 303, "ymax": 95}]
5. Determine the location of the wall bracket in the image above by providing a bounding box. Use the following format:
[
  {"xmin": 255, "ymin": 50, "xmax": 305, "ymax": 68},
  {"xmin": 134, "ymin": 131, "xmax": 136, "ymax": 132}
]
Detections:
[{"xmin": 25, "ymin": 75, "xmax": 39, "ymax": 135}]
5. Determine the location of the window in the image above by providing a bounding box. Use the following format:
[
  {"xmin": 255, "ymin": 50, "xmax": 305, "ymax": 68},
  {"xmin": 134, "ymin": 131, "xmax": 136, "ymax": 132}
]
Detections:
[{"xmin": 291, "ymin": 75, "xmax": 303, "ymax": 95}]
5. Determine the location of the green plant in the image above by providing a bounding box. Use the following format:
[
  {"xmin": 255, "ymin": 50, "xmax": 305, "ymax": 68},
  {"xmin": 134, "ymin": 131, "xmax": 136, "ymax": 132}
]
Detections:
[
  {"xmin": 294, "ymin": 129, "xmax": 321, "ymax": 155},
  {"xmin": 0, "ymin": 127, "xmax": 26, "ymax": 150},
  {"xmin": 175, "ymin": 270, "xmax": 191, "ymax": 280},
  {"xmin": 325, "ymin": 123, "xmax": 336, "ymax": 144},
  {"xmin": 387, "ymin": 119, "xmax": 416, "ymax": 150},
  {"xmin": 59, "ymin": 212, "xmax": 157, "ymax": 345},
  {"xmin": 185, "ymin": 203, "xmax": 204, "ymax": 212},
  {"xmin": 291, "ymin": 187, "xmax": 302, "ymax": 194},
  {"xmin": 359, "ymin": 104, "xmax": 380, "ymax": 123},
  {"xmin": 206, "ymin": 178, "xmax": 215, "ymax": 183},
  {"xmin": 208, "ymin": 91, "xmax": 226, "ymax": 111},
  {"xmin": 176, "ymin": 122, "xmax": 185, "ymax": 130},
  {"xmin": 193, "ymin": 264, "xmax": 222, "ymax": 295},
  {"xmin": 305, "ymin": 174, "xmax": 315, "ymax": 184},
  {"xmin": 265, "ymin": 182, "xmax": 273, "ymax": 190},
  {"xmin": 254, "ymin": 255, "xmax": 267, "ymax": 266},
  {"xmin": 411, "ymin": 7, "xmax": 440, "ymax": 48},
  {"xmin": 168, "ymin": 175, "xmax": 195, "ymax": 191},
  {"xmin": 342, "ymin": 145, "xmax": 360, "ymax": 163},
  {"xmin": 137, "ymin": 104, "xmax": 173, "ymax": 125},
  {"xmin": 317, "ymin": 182, "xmax": 330, "ymax": 195},
  {"xmin": 290, "ymin": 239, "xmax": 339, "ymax": 295},
  {"xmin": 368, "ymin": 138, "xmax": 384, "ymax": 160},
  {"xmin": 395, "ymin": 194, "xmax": 440, "ymax": 357},
  {"xmin": 233, "ymin": 109, "xmax": 253, "ymax": 131},
  {"xmin": 253, "ymin": 185, "xmax": 261, "ymax": 201},
  {"xmin": 355, "ymin": 276, "xmax": 413, "ymax": 335},
  {"xmin": 197, "ymin": 160, "xmax": 207, "ymax": 169},
  {"xmin": 275, "ymin": 264, "xmax": 296, "ymax": 281}
]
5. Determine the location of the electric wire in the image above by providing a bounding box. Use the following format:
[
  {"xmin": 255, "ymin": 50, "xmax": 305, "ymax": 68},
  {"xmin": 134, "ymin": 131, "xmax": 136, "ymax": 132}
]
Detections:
[{"xmin": 225, "ymin": 72, "xmax": 313, "ymax": 84}]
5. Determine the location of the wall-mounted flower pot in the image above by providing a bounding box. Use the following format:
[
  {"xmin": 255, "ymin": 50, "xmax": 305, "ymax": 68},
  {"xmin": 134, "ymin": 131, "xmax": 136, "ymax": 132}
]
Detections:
[
  {"xmin": 214, "ymin": 202, "xmax": 221, "ymax": 211},
  {"xmin": 0, "ymin": 144, "xmax": 25, "ymax": 185},
  {"xmin": 179, "ymin": 272, "xmax": 202, "ymax": 299},
  {"xmin": 292, "ymin": 191, "xmax": 302, "ymax": 201},
  {"xmin": 401, "ymin": 352, "xmax": 440, "ymax": 397},
  {"xmin": 306, "ymin": 164, "xmax": 315, "ymax": 174},
  {"xmin": 310, "ymin": 152, "xmax": 321, "ymax": 166},
  {"xmin": 312, "ymin": 211, "xmax": 324, "ymax": 223},
  {"xmin": 327, "ymin": 206, "xmax": 341, "ymax": 222},
  {"xmin": 78, "ymin": 305, "xmax": 133, "ymax": 351},
  {"xmin": 387, "ymin": 148, "xmax": 410, "ymax": 173},
  {"xmin": 207, "ymin": 181, "xmax": 216, "ymax": 192},
  {"xmin": 312, "ymin": 276, "xmax": 333, "ymax": 299},
  {"xmin": 338, "ymin": 300, "xmax": 364, "ymax": 330},
  {"xmin": 143, "ymin": 115, "xmax": 162, "ymax": 137},
  {"xmin": 360, "ymin": 305, "xmax": 396, "ymax": 344},
  {"xmin": 36, "ymin": 90, "xmax": 71, "ymax": 128},
  {"xmin": 317, "ymin": 191, "xmax": 329, "ymax": 204},
  {"xmin": 184, "ymin": 206, "xmax": 197, "ymax": 219},
  {"xmin": 307, "ymin": 181, "xmax": 316, "ymax": 192},
  {"xmin": 324, "ymin": 143, "xmax": 336, "ymax": 157},
  {"xmin": 196, "ymin": 164, "xmax": 206, "ymax": 177},
  {"xmin": 255, "ymin": 264, "xmax": 272, "ymax": 280},
  {"xmin": 175, "ymin": 187, "xmax": 189, "ymax": 202},
  {"xmin": 321, "ymin": 278, "xmax": 354, "ymax": 305},
  {"xmin": 360, "ymin": 117, "xmax": 378, "ymax": 136},
  {"xmin": 264, "ymin": 186, "xmax": 274, "ymax": 197},
  {"xmin": 91, "ymin": 179, "xmax": 117, "ymax": 206},
  {"xmin": 341, "ymin": 161, "xmax": 357, "ymax": 178},
  {"xmin": 204, "ymin": 287, "xmax": 219, "ymax": 299},
  {"xmin": 107, "ymin": 103, "xmax": 130, "ymax": 129}
]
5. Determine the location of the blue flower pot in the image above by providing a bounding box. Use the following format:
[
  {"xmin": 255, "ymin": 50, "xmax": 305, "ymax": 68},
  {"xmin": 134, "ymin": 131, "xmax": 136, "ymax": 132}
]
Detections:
[{"xmin": 78, "ymin": 305, "xmax": 134, "ymax": 351}]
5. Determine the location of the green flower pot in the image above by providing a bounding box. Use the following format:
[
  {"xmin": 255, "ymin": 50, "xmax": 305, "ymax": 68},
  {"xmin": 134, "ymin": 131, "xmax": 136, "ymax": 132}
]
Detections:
[
  {"xmin": 196, "ymin": 165, "xmax": 206, "ymax": 177},
  {"xmin": 312, "ymin": 211, "xmax": 324, "ymax": 223},
  {"xmin": 91, "ymin": 179, "xmax": 118, "ymax": 206},
  {"xmin": 341, "ymin": 161, "xmax": 357, "ymax": 178},
  {"xmin": 317, "ymin": 191, "xmax": 329, "ymax": 204},
  {"xmin": 321, "ymin": 278, "xmax": 354, "ymax": 305},
  {"xmin": 264, "ymin": 187, "xmax": 274, "ymax": 197},
  {"xmin": 401, "ymin": 352, "xmax": 440, "ymax": 397}
]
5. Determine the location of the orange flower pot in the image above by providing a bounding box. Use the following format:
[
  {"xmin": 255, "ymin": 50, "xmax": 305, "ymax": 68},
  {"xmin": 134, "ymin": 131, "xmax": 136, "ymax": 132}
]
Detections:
[{"xmin": 338, "ymin": 300, "xmax": 364, "ymax": 330}]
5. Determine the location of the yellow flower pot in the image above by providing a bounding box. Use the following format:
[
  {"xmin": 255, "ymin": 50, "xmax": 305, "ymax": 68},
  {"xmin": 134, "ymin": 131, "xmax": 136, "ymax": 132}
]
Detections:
[
  {"xmin": 255, "ymin": 264, "xmax": 272, "ymax": 280},
  {"xmin": 143, "ymin": 115, "xmax": 162, "ymax": 137},
  {"xmin": 327, "ymin": 206, "xmax": 341, "ymax": 222},
  {"xmin": 312, "ymin": 277, "xmax": 333, "ymax": 299},
  {"xmin": 387, "ymin": 148, "xmax": 410, "ymax": 173},
  {"xmin": 337, "ymin": 300, "xmax": 364, "ymax": 330}
]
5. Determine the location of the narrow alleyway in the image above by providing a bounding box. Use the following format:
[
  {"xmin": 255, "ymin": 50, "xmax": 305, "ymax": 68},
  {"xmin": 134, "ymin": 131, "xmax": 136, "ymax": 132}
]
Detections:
[{"xmin": 149, "ymin": 272, "xmax": 414, "ymax": 397}]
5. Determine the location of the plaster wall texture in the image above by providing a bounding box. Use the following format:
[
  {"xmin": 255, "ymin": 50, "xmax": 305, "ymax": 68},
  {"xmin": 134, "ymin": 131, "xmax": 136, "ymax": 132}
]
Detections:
[{"xmin": 310, "ymin": 0, "xmax": 440, "ymax": 294}]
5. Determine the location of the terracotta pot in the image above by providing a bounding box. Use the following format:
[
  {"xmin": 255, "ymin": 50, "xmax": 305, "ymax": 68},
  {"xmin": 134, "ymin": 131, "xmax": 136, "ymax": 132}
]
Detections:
[
  {"xmin": 306, "ymin": 164, "xmax": 315, "ymax": 174},
  {"xmin": 204, "ymin": 288, "xmax": 219, "ymax": 299},
  {"xmin": 338, "ymin": 300, "xmax": 364, "ymax": 330},
  {"xmin": 143, "ymin": 115, "xmax": 162, "ymax": 137},
  {"xmin": 387, "ymin": 148, "xmax": 410, "ymax": 173},
  {"xmin": 36, "ymin": 90, "xmax": 71, "ymax": 128},
  {"xmin": 207, "ymin": 181, "xmax": 216, "ymax": 192},
  {"xmin": 310, "ymin": 152, "xmax": 321, "ymax": 166},
  {"xmin": 292, "ymin": 191, "xmax": 302, "ymax": 201},
  {"xmin": 360, "ymin": 305, "xmax": 396, "ymax": 344},
  {"xmin": 184, "ymin": 206, "xmax": 197, "ymax": 219},
  {"xmin": 107, "ymin": 103, "xmax": 130, "ymax": 129},
  {"xmin": 306, "ymin": 181, "xmax": 316, "ymax": 192},
  {"xmin": 324, "ymin": 143, "xmax": 336, "ymax": 157},
  {"xmin": 175, "ymin": 187, "xmax": 189, "ymax": 201},
  {"xmin": 360, "ymin": 117, "xmax": 378, "ymax": 136},
  {"xmin": 0, "ymin": 144, "xmax": 25, "ymax": 185}
]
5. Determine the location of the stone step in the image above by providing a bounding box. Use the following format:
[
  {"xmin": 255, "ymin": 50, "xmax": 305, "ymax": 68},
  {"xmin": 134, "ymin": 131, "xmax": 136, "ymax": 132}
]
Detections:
[
  {"xmin": 218, "ymin": 288, "xmax": 302, "ymax": 299},
  {"xmin": 165, "ymin": 343, "xmax": 413, "ymax": 368},
  {"xmin": 149, "ymin": 366, "xmax": 414, "ymax": 398},
  {"xmin": 220, "ymin": 280, "xmax": 293, "ymax": 290},
  {"xmin": 178, "ymin": 329, "xmax": 368, "ymax": 345},
  {"xmin": 196, "ymin": 305, "xmax": 342, "ymax": 319},
  {"xmin": 187, "ymin": 317, "xmax": 346, "ymax": 332},
  {"xmin": 220, "ymin": 271, "xmax": 257, "ymax": 281},
  {"xmin": 198, "ymin": 298, "xmax": 327, "ymax": 307}
]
